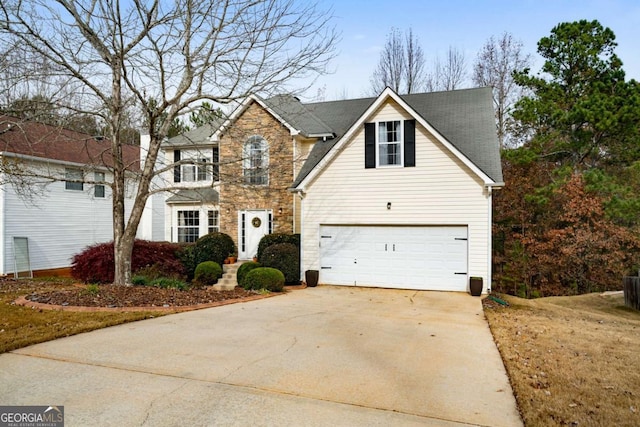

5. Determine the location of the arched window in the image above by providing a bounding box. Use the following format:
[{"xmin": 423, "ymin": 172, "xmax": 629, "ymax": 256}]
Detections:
[{"xmin": 243, "ymin": 135, "xmax": 268, "ymax": 185}]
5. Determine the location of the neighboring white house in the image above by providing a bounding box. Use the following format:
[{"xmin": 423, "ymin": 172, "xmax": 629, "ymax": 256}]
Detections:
[
  {"xmin": 0, "ymin": 116, "xmax": 139, "ymax": 277},
  {"xmin": 149, "ymin": 86, "xmax": 503, "ymax": 293}
]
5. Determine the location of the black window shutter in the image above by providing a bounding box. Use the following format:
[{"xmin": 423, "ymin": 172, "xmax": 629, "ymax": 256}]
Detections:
[
  {"xmin": 404, "ymin": 119, "xmax": 416, "ymax": 167},
  {"xmin": 212, "ymin": 146, "xmax": 219, "ymax": 181},
  {"xmin": 173, "ymin": 150, "xmax": 181, "ymax": 182},
  {"xmin": 364, "ymin": 122, "xmax": 375, "ymax": 168}
]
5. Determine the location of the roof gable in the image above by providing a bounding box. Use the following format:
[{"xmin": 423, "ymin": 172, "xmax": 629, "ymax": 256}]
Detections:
[
  {"xmin": 210, "ymin": 95, "xmax": 303, "ymax": 142},
  {"xmin": 292, "ymin": 87, "xmax": 503, "ymax": 190}
]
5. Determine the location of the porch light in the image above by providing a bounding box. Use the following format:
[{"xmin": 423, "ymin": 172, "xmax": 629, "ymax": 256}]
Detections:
[{"xmin": 387, "ymin": 202, "xmax": 391, "ymax": 210}]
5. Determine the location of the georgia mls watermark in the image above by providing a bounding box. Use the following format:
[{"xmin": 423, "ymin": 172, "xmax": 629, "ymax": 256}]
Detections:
[{"xmin": 0, "ymin": 406, "xmax": 64, "ymax": 427}]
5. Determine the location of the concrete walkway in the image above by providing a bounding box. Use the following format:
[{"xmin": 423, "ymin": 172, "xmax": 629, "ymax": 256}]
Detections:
[{"xmin": 0, "ymin": 286, "xmax": 522, "ymax": 426}]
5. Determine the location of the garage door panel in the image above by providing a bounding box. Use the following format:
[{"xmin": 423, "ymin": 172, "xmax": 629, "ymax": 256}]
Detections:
[{"xmin": 319, "ymin": 225, "xmax": 468, "ymax": 291}]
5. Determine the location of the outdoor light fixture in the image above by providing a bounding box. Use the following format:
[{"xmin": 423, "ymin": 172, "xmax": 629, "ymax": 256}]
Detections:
[
  {"xmin": 387, "ymin": 202, "xmax": 391, "ymax": 210},
  {"xmin": 278, "ymin": 207, "xmax": 283, "ymax": 215}
]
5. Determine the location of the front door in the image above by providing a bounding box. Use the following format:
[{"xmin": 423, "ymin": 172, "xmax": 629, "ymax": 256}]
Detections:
[{"xmin": 238, "ymin": 210, "xmax": 271, "ymax": 259}]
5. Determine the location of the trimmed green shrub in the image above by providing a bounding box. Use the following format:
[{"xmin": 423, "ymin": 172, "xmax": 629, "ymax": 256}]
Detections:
[
  {"xmin": 193, "ymin": 232, "xmax": 236, "ymax": 267},
  {"xmin": 256, "ymin": 233, "xmax": 300, "ymax": 262},
  {"xmin": 261, "ymin": 243, "xmax": 300, "ymax": 285},
  {"xmin": 176, "ymin": 243, "xmax": 196, "ymax": 281},
  {"xmin": 242, "ymin": 267, "xmax": 285, "ymax": 292},
  {"xmin": 237, "ymin": 261, "xmax": 261, "ymax": 288},
  {"xmin": 194, "ymin": 261, "xmax": 222, "ymax": 286}
]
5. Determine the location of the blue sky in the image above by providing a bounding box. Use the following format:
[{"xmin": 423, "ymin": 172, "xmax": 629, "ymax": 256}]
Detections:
[{"xmin": 307, "ymin": 0, "xmax": 640, "ymax": 100}]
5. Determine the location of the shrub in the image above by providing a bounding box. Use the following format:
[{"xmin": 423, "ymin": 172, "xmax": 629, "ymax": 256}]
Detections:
[
  {"xmin": 175, "ymin": 243, "xmax": 196, "ymax": 281},
  {"xmin": 256, "ymin": 233, "xmax": 300, "ymax": 261},
  {"xmin": 241, "ymin": 267, "xmax": 284, "ymax": 292},
  {"xmin": 193, "ymin": 232, "xmax": 236, "ymax": 267},
  {"xmin": 71, "ymin": 240, "xmax": 186, "ymax": 284},
  {"xmin": 136, "ymin": 263, "xmax": 183, "ymax": 281},
  {"xmin": 131, "ymin": 275, "xmax": 148, "ymax": 286},
  {"xmin": 261, "ymin": 243, "xmax": 300, "ymax": 285},
  {"xmin": 193, "ymin": 261, "xmax": 222, "ymax": 286},
  {"xmin": 237, "ymin": 261, "xmax": 261, "ymax": 287}
]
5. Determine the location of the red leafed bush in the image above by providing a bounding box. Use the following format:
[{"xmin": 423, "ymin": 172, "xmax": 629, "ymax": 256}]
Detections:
[{"xmin": 71, "ymin": 240, "xmax": 187, "ymax": 284}]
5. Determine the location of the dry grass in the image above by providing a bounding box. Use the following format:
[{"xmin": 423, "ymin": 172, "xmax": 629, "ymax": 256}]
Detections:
[
  {"xmin": 0, "ymin": 278, "xmax": 164, "ymax": 354},
  {"xmin": 485, "ymin": 292, "xmax": 640, "ymax": 426}
]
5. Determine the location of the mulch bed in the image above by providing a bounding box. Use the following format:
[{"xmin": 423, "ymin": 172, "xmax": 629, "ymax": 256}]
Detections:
[{"xmin": 25, "ymin": 285, "xmax": 258, "ymax": 308}]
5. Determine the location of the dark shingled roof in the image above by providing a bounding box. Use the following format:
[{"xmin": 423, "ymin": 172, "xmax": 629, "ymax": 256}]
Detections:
[
  {"xmin": 292, "ymin": 87, "xmax": 503, "ymax": 188},
  {"xmin": 166, "ymin": 188, "xmax": 219, "ymax": 204},
  {"xmin": 165, "ymin": 120, "xmax": 222, "ymax": 148},
  {"xmin": 165, "ymin": 87, "xmax": 503, "ymax": 188}
]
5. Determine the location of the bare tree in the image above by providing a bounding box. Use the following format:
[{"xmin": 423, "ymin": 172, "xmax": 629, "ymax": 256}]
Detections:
[
  {"xmin": 473, "ymin": 32, "xmax": 532, "ymax": 147},
  {"xmin": 404, "ymin": 28, "xmax": 426, "ymax": 94},
  {"xmin": 370, "ymin": 27, "xmax": 426, "ymax": 95},
  {"xmin": 0, "ymin": 0, "xmax": 337, "ymax": 285},
  {"xmin": 426, "ymin": 46, "xmax": 468, "ymax": 92}
]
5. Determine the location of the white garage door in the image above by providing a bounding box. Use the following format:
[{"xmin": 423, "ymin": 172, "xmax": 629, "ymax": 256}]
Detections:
[{"xmin": 319, "ymin": 225, "xmax": 468, "ymax": 291}]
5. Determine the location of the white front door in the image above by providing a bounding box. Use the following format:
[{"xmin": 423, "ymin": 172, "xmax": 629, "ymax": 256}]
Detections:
[{"xmin": 238, "ymin": 210, "xmax": 271, "ymax": 259}]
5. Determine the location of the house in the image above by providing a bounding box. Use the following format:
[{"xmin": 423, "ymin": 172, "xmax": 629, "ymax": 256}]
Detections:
[
  {"xmin": 151, "ymin": 86, "xmax": 503, "ymax": 293},
  {"xmin": 0, "ymin": 116, "xmax": 139, "ymax": 277}
]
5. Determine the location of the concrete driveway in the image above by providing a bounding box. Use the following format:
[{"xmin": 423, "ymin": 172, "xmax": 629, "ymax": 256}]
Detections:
[{"xmin": 0, "ymin": 286, "xmax": 522, "ymax": 426}]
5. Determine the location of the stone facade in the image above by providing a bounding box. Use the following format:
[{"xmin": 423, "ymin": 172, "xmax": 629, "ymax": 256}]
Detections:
[{"xmin": 218, "ymin": 101, "xmax": 295, "ymax": 248}]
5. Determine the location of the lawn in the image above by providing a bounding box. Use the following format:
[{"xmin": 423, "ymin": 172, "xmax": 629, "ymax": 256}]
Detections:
[
  {"xmin": 484, "ymin": 292, "xmax": 640, "ymax": 426},
  {"xmin": 0, "ymin": 278, "xmax": 164, "ymax": 354}
]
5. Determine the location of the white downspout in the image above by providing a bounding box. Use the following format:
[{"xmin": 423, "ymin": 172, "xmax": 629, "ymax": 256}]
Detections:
[
  {"xmin": 487, "ymin": 185, "xmax": 493, "ymax": 293},
  {"xmin": 298, "ymin": 191, "xmax": 305, "ymax": 281},
  {"xmin": 0, "ymin": 170, "xmax": 5, "ymax": 275}
]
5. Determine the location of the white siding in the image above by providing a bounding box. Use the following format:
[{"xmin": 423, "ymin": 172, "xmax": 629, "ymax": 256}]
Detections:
[
  {"xmin": 1, "ymin": 162, "xmax": 135, "ymax": 275},
  {"xmin": 301, "ymin": 100, "xmax": 492, "ymax": 288}
]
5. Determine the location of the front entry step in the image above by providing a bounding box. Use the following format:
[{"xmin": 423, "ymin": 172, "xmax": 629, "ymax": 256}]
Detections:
[{"xmin": 211, "ymin": 261, "xmax": 243, "ymax": 291}]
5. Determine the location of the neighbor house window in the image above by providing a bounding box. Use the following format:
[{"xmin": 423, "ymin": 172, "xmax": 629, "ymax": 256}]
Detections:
[
  {"xmin": 378, "ymin": 120, "xmax": 402, "ymax": 166},
  {"xmin": 94, "ymin": 172, "xmax": 105, "ymax": 198},
  {"xmin": 177, "ymin": 210, "xmax": 199, "ymax": 243},
  {"xmin": 65, "ymin": 168, "xmax": 83, "ymax": 191},
  {"xmin": 208, "ymin": 210, "xmax": 219, "ymax": 234},
  {"xmin": 243, "ymin": 135, "xmax": 268, "ymax": 185}
]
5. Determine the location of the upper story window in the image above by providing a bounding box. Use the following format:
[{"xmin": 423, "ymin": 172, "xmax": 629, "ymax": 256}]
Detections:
[
  {"xmin": 243, "ymin": 135, "xmax": 268, "ymax": 185},
  {"xmin": 94, "ymin": 172, "xmax": 105, "ymax": 198},
  {"xmin": 378, "ymin": 120, "xmax": 402, "ymax": 166},
  {"xmin": 364, "ymin": 119, "xmax": 415, "ymax": 169},
  {"xmin": 173, "ymin": 147, "xmax": 219, "ymax": 183},
  {"xmin": 65, "ymin": 168, "xmax": 83, "ymax": 191},
  {"xmin": 181, "ymin": 158, "xmax": 211, "ymax": 182}
]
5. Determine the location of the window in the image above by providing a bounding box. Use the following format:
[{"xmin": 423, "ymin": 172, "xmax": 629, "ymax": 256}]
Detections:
[
  {"xmin": 94, "ymin": 172, "xmax": 105, "ymax": 198},
  {"xmin": 378, "ymin": 121, "xmax": 402, "ymax": 166},
  {"xmin": 65, "ymin": 168, "xmax": 83, "ymax": 191},
  {"xmin": 181, "ymin": 158, "xmax": 211, "ymax": 182},
  {"xmin": 208, "ymin": 210, "xmax": 219, "ymax": 234},
  {"xmin": 243, "ymin": 135, "xmax": 268, "ymax": 185},
  {"xmin": 174, "ymin": 149, "xmax": 215, "ymax": 183},
  {"xmin": 177, "ymin": 210, "xmax": 199, "ymax": 243},
  {"xmin": 365, "ymin": 120, "xmax": 415, "ymax": 169}
]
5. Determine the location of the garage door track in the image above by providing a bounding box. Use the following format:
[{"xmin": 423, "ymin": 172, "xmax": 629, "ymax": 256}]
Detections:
[{"xmin": 0, "ymin": 286, "xmax": 522, "ymax": 426}]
